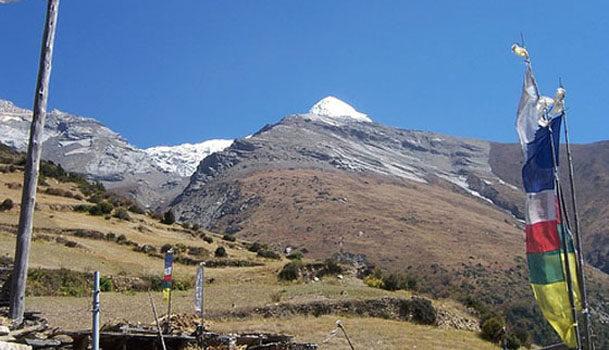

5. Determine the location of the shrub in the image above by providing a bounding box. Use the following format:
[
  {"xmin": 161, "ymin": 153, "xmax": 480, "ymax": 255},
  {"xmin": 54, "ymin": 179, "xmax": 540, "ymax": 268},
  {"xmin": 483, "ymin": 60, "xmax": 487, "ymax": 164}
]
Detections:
[
  {"xmin": 257, "ymin": 249, "xmax": 281, "ymax": 260},
  {"xmin": 112, "ymin": 208, "xmax": 132, "ymax": 221},
  {"xmin": 161, "ymin": 210, "xmax": 175, "ymax": 225},
  {"xmin": 116, "ymin": 234, "xmax": 128, "ymax": 244},
  {"xmin": 73, "ymin": 204, "xmax": 92, "ymax": 212},
  {"xmin": 98, "ymin": 201, "xmax": 113, "ymax": 214},
  {"xmin": 382, "ymin": 274, "xmax": 401, "ymax": 291},
  {"xmin": 88, "ymin": 201, "xmax": 113, "ymax": 216},
  {"xmin": 505, "ymin": 333, "xmax": 521, "ymax": 350},
  {"xmin": 248, "ymin": 242, "xmax": 263, "ymax": 253},
  {"xmin": 287, "ymin": 252, "xmax": 303, "ymax": 260},
  {"xmin": 203, "ymin": 236, "xmax": 213, "ymax": 244},
  {"xmin": 405, "ymin": 275, "xmax": 418, "ymax": 291},
  {"xmin": 175, "ymin": 243, "xmax": 187, "ymax": 253},
  {"xmin": 188, "ymin": 246, "xmax": 209, "ymax": 257},
  {"xmin": 222, "ymin": 234, "xmax": 236, "ymax": 242},
  {"xmin": 0, "ymin": 198, "xmax": 14, "ymax": 211},
  {"xmin": 511, "ymin": 326, "xmax": 531, "ymax": 348},
  {"xmin": 481, "ymin": 314, "xmax": 506, "ymax": 343},
  {"xmin": 410, "ymin": 297, "xmax": 437, "ymax": 325},
  {"xmin": 128, "ymin": 204, "xmax": 146, "ymax": 214},
  {"xmin": 27, "ymin": 268, "xmax": 90, "ymax": 297},
  {"xmin": 364, "ymin": 275, "xmax": 384, "ymax": 289},
  {"xmin": 88, "ymin": 205, "xmax": 102, "ymax": 216},
  {"xmin": 141, "ymin": 274, "xmax": 163, "ymax": 291},
  {"xmin": 278, "ymin": 261, "xmax": 302, "ymax": 281},
  {"xmin": 325, "ymin": 259, "xmax": 342, "ymax": 274},
  {"xmin": 99, "ymin": 276, "xmax": 113, "ymax": 292},
  {"xmin": 214, "ymin": 246, "xmax": 227, "ymax": 258},
  {"xmin": 173, "ymin": 278, "xmax": 193, "ymax": 291}
]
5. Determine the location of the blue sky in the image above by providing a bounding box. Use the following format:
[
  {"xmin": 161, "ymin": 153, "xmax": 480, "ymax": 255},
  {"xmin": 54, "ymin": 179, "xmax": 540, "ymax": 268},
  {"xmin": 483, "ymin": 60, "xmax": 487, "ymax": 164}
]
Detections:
[{"xmin": 1, "ymin": 1, "xmax": 607, "ymax": 147}]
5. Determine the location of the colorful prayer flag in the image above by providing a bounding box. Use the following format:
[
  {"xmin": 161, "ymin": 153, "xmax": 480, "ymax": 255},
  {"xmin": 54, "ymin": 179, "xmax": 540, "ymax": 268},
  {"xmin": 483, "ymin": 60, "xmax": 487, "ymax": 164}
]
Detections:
[
  {"xmin": 517, "ymin": 62, "xmax": 581, "ymax": 347},
  {"xmin": 162, "ymin": 251, "xmax": 173, "ymax": 302}
]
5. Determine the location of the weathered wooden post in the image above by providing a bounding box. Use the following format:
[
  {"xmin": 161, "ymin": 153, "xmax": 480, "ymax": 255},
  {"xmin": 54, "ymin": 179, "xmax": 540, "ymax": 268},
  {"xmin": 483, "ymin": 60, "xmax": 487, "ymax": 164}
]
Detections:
[{"xmin": 9, "ymin": 0, "xmax": 61, "ymax": 323}]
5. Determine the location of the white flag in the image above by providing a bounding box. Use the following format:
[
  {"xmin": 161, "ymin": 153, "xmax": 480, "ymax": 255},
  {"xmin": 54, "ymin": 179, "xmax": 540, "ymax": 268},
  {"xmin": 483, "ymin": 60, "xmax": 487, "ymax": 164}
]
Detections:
[{"xmin": 195, "ymin": 263, "xmax": 204, "ymax": 316}]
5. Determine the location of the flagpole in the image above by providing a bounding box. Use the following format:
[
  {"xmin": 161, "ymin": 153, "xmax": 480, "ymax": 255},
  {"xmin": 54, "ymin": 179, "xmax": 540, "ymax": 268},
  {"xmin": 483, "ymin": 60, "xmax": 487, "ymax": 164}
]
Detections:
[
  {"xmin": 9, "ymin": 0, "xmax": 60, "ymax": 324},
  {"xmin": 562, "ymin": 110, "xmax": 594, "ymax": 350},
  {"xmin": 547, "ymin": 115, "xmax": 582, "ymax": 350}
]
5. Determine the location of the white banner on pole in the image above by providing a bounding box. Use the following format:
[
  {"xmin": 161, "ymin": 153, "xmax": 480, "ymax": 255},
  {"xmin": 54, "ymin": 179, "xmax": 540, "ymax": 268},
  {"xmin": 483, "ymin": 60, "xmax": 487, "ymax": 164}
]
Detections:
[{"xmin": 195, "ymin": 262, "xmax": 204, "ymax": 316}]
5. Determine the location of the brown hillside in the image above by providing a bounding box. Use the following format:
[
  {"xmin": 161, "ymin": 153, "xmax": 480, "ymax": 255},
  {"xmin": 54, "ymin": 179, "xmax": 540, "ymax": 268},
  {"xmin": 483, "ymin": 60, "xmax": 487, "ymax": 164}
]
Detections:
[{"xmin": 207, "ymin": 168, "xmax": 525, "ymax": 270}]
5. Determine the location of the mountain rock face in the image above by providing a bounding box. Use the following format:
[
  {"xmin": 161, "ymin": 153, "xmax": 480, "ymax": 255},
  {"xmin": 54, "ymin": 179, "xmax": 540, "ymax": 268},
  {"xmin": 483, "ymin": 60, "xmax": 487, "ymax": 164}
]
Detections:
[
  {"xmin": 172, "ymin": 96, "xmax": 523, "ymax": 239},
  {"xmin": 0, "ymin": 99, "xmax": 231, "ymax": 207}
]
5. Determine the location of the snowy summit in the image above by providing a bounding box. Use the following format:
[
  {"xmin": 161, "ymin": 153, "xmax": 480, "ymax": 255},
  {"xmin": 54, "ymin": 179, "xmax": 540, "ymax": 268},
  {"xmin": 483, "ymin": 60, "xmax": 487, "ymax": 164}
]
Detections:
[
  {"xmin": 145, "ymin": 139, "xmax": 233, "ymax": 177},
  {"xmin": 309, "ymin": 96, "xmax": 371, "ymax": 123}
]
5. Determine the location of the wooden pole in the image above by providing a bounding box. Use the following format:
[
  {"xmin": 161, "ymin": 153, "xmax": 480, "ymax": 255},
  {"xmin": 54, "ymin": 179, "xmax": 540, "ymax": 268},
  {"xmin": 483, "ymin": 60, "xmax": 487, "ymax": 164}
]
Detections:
[
  {"xmin": 548, "ymin": 116, "xmax": 582, "ymax": 349},
  {"xmin": 9, "ymin": 0, "xmax": 60, "ymax": 323},
  {"xmin": 563, "ymin": 111, "xmax": 595, "ymax": 350},
  {"xmin": 336, "ymin": 320, "xmax": 355, "ymax": 350},
  {"xmin": 148, "ymin": 291, "xmax": 167, "ymax": 350}
]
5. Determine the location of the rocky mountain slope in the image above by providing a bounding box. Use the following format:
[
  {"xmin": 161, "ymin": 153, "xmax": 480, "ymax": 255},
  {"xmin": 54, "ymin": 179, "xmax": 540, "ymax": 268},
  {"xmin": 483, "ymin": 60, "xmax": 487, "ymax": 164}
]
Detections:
[
  {"xmin": 0, "ymin": 99, "xmax": 231, "ymax": 208},
  {"xmin": 172, "ymin": 96, "xmax": 523, "ymax": 231}
]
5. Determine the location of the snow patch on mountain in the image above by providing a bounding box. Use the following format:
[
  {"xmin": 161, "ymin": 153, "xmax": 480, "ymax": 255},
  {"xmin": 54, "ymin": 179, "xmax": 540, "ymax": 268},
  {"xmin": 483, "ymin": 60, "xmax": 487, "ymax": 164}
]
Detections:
[
  {"xmin": 145, "ymin": 139, "xmax": 234, "ymax": 177},
  {"xmin": 308, "ymin": 96, "xmax": 371, "ymax": 123}
]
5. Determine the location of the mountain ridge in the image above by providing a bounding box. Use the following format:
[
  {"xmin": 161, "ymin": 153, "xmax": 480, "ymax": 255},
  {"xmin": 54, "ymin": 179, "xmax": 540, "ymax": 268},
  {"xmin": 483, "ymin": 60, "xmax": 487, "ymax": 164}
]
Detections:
[{"xmin": 0, "ymin": 98, "xmax": 232, "ymax": 207}]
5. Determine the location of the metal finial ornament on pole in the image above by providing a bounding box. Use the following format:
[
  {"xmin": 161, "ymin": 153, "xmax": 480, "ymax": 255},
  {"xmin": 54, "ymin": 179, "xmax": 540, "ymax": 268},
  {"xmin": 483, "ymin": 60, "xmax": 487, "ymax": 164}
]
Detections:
[{"xmin": 9, "ymin": 0, "xmax": 60, "ymax": 323}]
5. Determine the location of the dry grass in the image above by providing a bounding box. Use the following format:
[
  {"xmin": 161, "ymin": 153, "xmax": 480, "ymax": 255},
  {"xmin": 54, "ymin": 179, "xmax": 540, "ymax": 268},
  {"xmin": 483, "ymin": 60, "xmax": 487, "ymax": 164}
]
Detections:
[
  {"xmin": 211, "ymin": 315, "xmax": 497, "ymax": 350},
  {"xmin": 0, "ymin": 168, "xmax": 260, "ymax": 277}
]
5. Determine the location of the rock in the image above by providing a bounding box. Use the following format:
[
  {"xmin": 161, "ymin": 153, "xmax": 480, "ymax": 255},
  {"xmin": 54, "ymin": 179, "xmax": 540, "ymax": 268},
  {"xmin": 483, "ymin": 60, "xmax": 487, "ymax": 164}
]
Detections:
[
  {"xmin": 24, "ymin": 338, "xmax": 60, "ymax": 347},
  {"xmin": 0, "ymin": 328, "xmax": 8, "ymax": 337},
  {"xmin": 52, "ymin": 334, "xmax": 73, "ymax": 345},
  {"xmin": 0, "ymin": 341, "xmax": 32, "ymax": 350}
]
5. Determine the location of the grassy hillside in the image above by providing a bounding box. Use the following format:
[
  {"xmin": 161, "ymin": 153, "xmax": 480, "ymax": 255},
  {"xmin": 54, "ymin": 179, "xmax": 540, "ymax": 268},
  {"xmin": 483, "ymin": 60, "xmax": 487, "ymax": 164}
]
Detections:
[{"xmin": 0, "ymin": 151, "xmax": 503, "ymax": 349}]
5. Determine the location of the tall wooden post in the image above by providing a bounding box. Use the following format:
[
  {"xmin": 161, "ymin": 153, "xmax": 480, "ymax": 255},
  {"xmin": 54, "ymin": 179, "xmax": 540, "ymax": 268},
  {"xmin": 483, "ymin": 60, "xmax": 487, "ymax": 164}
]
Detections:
[{"xmin": 9, "ymin": 0, "xmax": 61, "ymax": 323}]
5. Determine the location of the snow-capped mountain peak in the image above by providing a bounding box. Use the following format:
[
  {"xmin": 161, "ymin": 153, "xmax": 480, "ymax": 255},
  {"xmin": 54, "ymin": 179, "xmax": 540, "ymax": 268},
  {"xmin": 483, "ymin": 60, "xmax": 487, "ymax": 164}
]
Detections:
[
  {"xmin": 309, "ymin": 96, "xmax": 371, "ymax": 122},
  {"xmin": 145, "ymin": 139, "xmax": 233, "ymax": 177}
]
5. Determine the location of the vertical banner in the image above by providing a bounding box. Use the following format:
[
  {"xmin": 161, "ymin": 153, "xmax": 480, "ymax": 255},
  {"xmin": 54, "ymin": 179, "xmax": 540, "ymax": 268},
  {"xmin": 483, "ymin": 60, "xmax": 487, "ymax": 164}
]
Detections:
[
  {"xmin": 162, "ymin": 251, "xmax": 173, "ymax": 301},
  {"xmin": 195, "ymin": 262, "xmax": 204, "ymax": 316},
  {"xmin": 516, "ymin": 62, "xmax": 580, "ymax": 347}
]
